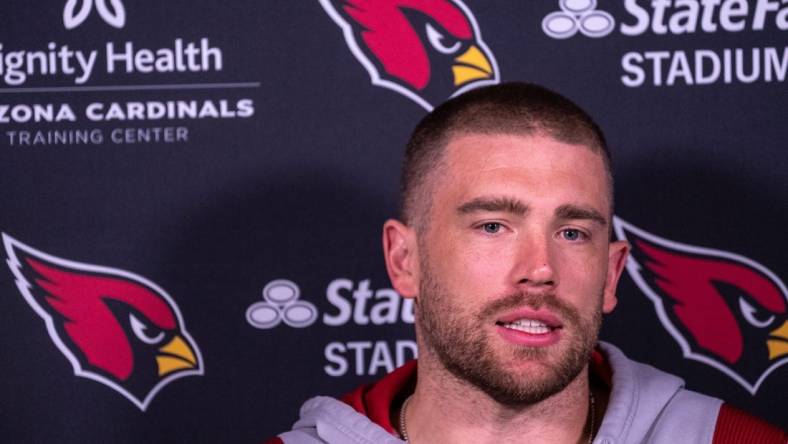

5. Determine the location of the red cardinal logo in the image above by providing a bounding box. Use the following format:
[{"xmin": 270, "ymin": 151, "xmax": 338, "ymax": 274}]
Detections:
[
  {"xmin": 613, "ymin": 218, "xmax": 788, "ymax": 394},
  {"xmin": 3, "ymin": 233, "xmax": 203, "ymax": 410},
  {"xmin": 320, "ymin": 0, "xmax": 499, "ymax": 110}
]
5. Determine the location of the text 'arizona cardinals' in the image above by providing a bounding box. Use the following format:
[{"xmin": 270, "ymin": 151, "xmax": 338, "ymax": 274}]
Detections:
[
  {"xmin": 613, "ymin": 218, "xmax": 788, "ymax": 395},
  {"xmin": 3, "ymin": 233, "xmax": 203, "ymax": 411}
]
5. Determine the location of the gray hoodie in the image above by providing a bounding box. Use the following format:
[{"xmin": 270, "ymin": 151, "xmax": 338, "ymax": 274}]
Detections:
[{"xmin": 278, "ymin": 342, "xmax": 723, "ymax": 444}]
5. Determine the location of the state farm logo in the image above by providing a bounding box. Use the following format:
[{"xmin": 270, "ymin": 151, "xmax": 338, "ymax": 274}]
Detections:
[
  {"xmin": 246, "ymin": 279, "xmax": 318, "ymax": 329},
  {"xmin": 3, "ymin": 233, "xmax": 203, "ymax": 411},
  {"xmin": 614, "ymin": 218, "xmax": 788, "ymax": 394},
  {"xmin": 542, "ymin": 0, "xmax": 788, "ymax": 38},
  {"xmin": 540, "ymin": 1, "xmax": 788, "ymax": 87},
  {"xmin": 542, "ymin": 0, "xmax": 615, "ymax": 39},
  {"xmin": 246, "ymin": 278, "xmax": 413, "ymax": 329},
  {"xmin": 64, "ymin": 0, "xmax": 126, "ymax": 29},
  {"xmin": 319, "ymin": 0, "xmax": 499, "ymax": 111},
  {"xmin": 247, "ymin": 278, "xmax": 417, "ymax": 377}
]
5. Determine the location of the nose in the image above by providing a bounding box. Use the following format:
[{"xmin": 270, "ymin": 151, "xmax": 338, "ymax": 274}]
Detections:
[{"xmin": 510, "ymin": 231, "xmax": 557, "ymax": 289}]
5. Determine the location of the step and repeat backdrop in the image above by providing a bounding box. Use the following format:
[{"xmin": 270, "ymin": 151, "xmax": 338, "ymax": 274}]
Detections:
[{"xmin": 1, "ymin": 0, "xmax": 786, "ymax": 442}]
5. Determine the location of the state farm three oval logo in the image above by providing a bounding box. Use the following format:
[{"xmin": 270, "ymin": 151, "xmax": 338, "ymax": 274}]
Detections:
[
  {"xmin": 319, "ymin": 0, "xmax": 499, "ymax": 111},
  {"xmin": 246, "ymin": 279, "xmax": 318, "ymax": 329},
  {"xmin": 614, "ymin": 218, "xmax": 788, "ymax": 394},
  {"xmin": 3, "ymin": 233, "xmax": 203, "ymax": 411},
  {"xmin": 542, "ymin": 0, "xmax": 615, "ymax": 39}
]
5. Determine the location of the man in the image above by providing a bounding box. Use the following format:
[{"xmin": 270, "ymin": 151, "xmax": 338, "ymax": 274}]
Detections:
[{"xmin": 270, "ymin": 83, "xmax": 786, "ymax": 443}]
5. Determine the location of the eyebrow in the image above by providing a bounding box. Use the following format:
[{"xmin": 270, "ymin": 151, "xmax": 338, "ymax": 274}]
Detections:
[
  {"xmin": 555, "ymin": 204, "xmax": 608, "ymax": 226},
  {"xmin": 456, "ymin": 196, "xmax": 528, "ymax": 216}
]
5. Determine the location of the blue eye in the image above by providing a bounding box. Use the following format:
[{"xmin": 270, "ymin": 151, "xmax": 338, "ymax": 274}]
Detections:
[
  {"xmin": 561, "ymin": 229, "xmax": 585, "ymax": 241},
  {"xmin": 482, "ymin": 223, "xmax": 501, "ymax": 234}
]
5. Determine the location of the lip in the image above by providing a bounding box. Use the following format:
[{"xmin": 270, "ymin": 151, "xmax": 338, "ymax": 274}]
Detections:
[
  {"xmin": 496, "ymin": 309, "xmax": 563, "ymax": 328},
  {"xmin": 496, "ymin": 325, "xmax": 561, "ymax": 347},
  {"xmin": 495, "ymin": 309, "xmax": 563, "ymax": 347}
]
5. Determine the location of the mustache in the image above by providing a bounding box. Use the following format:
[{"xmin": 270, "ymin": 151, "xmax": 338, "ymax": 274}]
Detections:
[{"xmin": 478, "ymin": 291, "xmax": 582, "ymax": 325}]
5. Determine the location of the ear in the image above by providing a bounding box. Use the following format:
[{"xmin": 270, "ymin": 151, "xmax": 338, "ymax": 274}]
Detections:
[
  {"xmin": 602, "ymin": 240, "xmax": 630, "ymax": 313},
  {"xmin": 382, "ymin": 219, "xmax": 419, "ymax": 298}
]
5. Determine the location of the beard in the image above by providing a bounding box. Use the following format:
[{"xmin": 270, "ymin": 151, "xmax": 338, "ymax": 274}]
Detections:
[{"xmin": 416, "ymin": 261, "xmax": 602, "ymax": 406}]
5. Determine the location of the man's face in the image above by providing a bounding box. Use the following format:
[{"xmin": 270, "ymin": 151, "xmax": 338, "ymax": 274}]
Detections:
[{"xmin": 413, "ymin": 132, "xmax": 626, "ymax": 405}]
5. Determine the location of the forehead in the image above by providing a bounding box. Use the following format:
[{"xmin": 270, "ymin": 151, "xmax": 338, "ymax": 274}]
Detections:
[{"xmin": 436, "ymin": 132, "xmax": 611, "ymax": 212}]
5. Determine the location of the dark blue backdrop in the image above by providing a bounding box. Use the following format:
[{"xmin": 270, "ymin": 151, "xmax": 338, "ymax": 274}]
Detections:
[{"xmin": 1, "ymin": 1, "xmax": 786, "ymax": 442}]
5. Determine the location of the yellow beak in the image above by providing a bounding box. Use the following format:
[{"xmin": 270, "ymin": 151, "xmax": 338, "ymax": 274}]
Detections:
[
  {"xmin": 156, "ymin": 335, "xmax": 198, "ymax": 376},
  {"xmin": 452, "ymin": 45, "xmax": 493, "ymax": 87},
  {"xmin": 767, "ymin": 320, "xmax": 788, "ymax": 360}
]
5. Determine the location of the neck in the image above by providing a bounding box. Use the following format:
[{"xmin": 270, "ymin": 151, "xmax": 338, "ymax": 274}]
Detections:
[{"xmin": 402, "ymin": 352, "xmax": 594, "ymax": 444}]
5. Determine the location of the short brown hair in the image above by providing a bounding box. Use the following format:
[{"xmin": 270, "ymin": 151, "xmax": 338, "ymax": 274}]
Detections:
[{"xmin": 400, "ymin": 82, "xmax": 612, "ymax": 229}]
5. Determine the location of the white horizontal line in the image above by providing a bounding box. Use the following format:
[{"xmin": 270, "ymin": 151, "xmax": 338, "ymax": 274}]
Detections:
[{"xmin": 0, "ymin": 82, "xmax": 261, "ymax": 93}]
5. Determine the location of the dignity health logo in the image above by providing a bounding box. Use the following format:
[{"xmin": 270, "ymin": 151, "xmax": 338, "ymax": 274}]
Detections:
[
  {"xmin": 0, "ymin": 1, "xmax": 255, "ymax": 149},
  {"xmin": 64, "ymin": 0, "xmax": 126, "ymax": 29}
]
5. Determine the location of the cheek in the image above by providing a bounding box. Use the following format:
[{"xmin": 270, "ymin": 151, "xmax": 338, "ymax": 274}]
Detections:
[
  {"xmin": 554, "ymin": 246, "xmax": 609, "ymax": 295},
  {"xmin": 427, "ymin": 240, "xmax": 511, "ymax": 304},
  {"xmin": 455, "ymin": 242, "xmax": 515, "ymax": 283}
]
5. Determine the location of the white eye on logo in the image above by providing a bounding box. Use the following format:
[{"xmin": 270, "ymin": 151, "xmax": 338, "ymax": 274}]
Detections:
[
  {"xmin": 64, "ymin": 0, "xmax": 126, "ymax": 29},
  {"xmin": 426, "ymin": 23, "xmax": 462, "ymax": 54},
  {"xmin": 739, "ymin": 297, "xmax": 775, "ymax": 328},
  {"xmin": 129, "ymin": 313, "xmax": 165, "ymax": 344},
  {"xmin": 246, "ymin": 279, "xmax": 319, "ymax": 329},
  {"xmin": 542, "ymin": 0, "xmax": 615, "ymax": 39}
]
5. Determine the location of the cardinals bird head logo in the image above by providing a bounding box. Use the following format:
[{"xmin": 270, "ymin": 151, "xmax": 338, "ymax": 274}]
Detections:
[
  {"xmin": 320, "ymin": 0, "xmax": 499, "ymax": 110},
  {"xmin": 3, "ymin": 233, "xmax": 203, "ymax": 411},
  {"xmin": 613, "ymin": 218, "xmax": 788, "ymax": 394}
]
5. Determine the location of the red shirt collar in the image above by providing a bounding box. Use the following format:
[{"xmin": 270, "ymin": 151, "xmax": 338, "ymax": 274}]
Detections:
[{"xmin": 340, "ymin": 349, "xmax": 613, "ymax": 435}]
